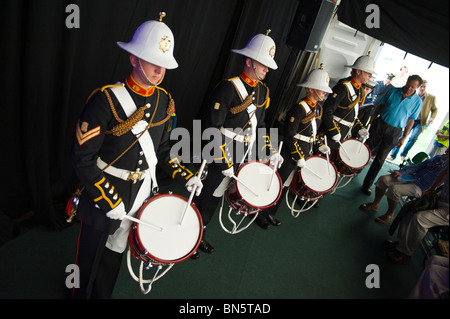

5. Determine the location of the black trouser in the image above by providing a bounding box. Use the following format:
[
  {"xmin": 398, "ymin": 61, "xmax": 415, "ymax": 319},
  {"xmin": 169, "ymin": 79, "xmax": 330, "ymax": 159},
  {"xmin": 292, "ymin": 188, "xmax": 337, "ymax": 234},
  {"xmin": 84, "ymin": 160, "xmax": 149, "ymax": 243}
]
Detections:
[
  {"xmin": 73, "ymin": 222, "xmax": 123, "ymax": 299},
  {"xmin": 194, "ymin": 163, "xmax": 231, "ymax": 226},
  {"xmin": 257, "ymin": 162, "xmax": 294, "ymax": 218},
  {"xmin": 363, "ymin": 118, "xmax": 402, "ymax": 188}
]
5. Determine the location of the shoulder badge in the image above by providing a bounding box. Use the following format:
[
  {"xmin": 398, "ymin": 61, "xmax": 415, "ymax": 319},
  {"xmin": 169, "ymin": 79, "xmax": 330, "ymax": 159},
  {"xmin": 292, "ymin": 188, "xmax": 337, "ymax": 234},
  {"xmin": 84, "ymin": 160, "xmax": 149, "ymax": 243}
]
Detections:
[{"xmin": 76, "ymin": 120, "xmax": 100, "ymax": 146}]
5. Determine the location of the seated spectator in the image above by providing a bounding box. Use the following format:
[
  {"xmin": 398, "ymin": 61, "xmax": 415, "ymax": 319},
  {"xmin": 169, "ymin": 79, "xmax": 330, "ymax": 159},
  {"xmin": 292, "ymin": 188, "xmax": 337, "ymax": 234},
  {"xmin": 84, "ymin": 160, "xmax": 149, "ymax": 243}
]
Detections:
[
  {"xmin": 386, "ymin": 159, "xmax": 448, "ymax": 264},
  {"xmin": 408, "ymin": 255, "xmax": 449, "ymax": 299},
  {"xmin": 359, "ymin": 149, "xmax": 448, "ymax": 223}
]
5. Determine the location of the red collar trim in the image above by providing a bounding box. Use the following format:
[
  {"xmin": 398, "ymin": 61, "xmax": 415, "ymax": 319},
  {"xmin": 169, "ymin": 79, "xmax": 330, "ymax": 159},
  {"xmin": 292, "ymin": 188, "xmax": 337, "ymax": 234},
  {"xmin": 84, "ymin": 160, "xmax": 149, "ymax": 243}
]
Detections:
[
  {"xmin": 304, "ymin": 96, "xmax": 316, "ymax": 107},
  {"xmin": 350, "ymin": 77, "xmax": 361, "ymax": 89},
  {"xmin": 125, "ymin": 75, "xmax": 155, "ymax": 96},
  {"xmin": 240, "ymin": 72, "xmax": 258, "ymax": 87}
]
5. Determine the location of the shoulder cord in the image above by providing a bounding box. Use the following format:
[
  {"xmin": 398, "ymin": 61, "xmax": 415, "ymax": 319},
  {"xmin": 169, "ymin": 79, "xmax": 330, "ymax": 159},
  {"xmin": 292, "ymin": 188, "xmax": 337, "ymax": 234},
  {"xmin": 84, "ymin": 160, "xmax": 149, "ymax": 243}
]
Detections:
[{"xmin": 230, "ymin": 83, "xmax": 269, "ymax": 114}]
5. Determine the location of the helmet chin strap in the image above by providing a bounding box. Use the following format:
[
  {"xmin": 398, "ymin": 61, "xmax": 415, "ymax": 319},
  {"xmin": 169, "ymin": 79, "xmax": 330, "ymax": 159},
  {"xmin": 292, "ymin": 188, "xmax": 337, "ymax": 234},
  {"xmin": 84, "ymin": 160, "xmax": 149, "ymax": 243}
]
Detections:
[
  {"xmin": 361, "ymin": 70, "xmax": 369, "ymax": 84},
  {"xmin": 251, "ymin": 60, "xmax": 264, "ymax": 81},
  {"xmin": 312, "ymin": 89, "xmax": 324, "ymax": 102},
  {"xmin": 138, "ymin": 58, "xmax": 165, "ymax": 86}
]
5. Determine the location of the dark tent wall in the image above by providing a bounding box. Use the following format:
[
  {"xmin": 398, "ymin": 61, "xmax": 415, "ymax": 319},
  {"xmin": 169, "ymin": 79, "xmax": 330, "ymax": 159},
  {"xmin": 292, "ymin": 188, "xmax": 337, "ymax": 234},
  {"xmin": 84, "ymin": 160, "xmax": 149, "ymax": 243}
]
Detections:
[
  {"xmin": 1, "ymin": 0, "xmax": 300, "ymax": 229},
  {"xmin": 337, "ymin": 0, "xmax": 449, "ymax": 68}
]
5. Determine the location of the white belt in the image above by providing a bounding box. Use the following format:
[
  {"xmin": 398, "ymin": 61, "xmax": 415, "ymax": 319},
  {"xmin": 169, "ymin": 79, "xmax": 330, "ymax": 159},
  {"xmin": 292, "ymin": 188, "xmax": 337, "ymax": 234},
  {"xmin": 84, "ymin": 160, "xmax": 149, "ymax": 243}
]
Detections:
[
  {"xmin": 220, "ymin": 127, "xmax": 253, "ymax": 144},
  {"xmin": 333, "ymin": 115, "xmax": 354, "ymax": 128},
  {"xmin": 293, "ymin": 133, "xmax": 314, "ymax": 143},
  {"xmin": 97, "ymin": 157, "xmax": 147, "ymax": 183}
]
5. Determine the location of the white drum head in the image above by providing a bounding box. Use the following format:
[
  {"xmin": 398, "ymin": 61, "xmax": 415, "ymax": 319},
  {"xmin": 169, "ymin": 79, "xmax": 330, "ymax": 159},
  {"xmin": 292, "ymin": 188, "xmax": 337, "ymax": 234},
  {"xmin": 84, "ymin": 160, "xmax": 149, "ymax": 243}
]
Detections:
[
  {"xmin": 236, "ymin": 162, "xmax": 281, "ymax": 207},
  {"xmin": 136, "ymin": 194, "xmax": 201, "ymax": 262},
  {"xmin": 300, "ymin": 156, "xmax": 337, "ymax": 192},
  {"xmin": 339, "ymin": 139, "xmax": 370, "ymax": 169}
]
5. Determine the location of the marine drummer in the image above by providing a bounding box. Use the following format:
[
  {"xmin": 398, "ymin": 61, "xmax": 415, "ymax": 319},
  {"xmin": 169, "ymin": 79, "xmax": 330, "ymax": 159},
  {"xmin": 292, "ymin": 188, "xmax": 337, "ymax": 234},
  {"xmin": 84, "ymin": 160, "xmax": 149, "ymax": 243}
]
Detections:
[
  {"xmin": 192, "ymin": 30, "xmax": 283, "ymax": 257},
  {"xmin": 69, "ymin": 13, "xmax": 203, "ymax": 299},
  {"xmin": 255, "ymin": 64, "xmax": 333, "ymax": 228},
  {"xmin": 319, "ymin": 52, "xmax": 376, "ymax": 150}
]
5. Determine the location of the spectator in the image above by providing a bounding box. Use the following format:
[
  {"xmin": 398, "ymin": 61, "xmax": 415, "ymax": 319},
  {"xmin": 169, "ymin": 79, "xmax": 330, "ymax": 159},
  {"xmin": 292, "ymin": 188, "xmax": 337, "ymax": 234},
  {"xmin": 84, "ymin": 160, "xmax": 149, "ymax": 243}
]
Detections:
[
  {"xmin": 386, "ymin": 158, "xmax": 448, "ymax": 264},
  {"xmin": 361, "ymin": 75, "xmax": 423, "ymax": 195},
  {"xmin": 389, "ymin": 80, "xmax": 438, "ymax": 161},
  {"xmin": 360, "ymin": 149, "xmax": 448, "ymax": 223},
  {"xmin": 429, "ymin": 120, "xmax": 449, "ymax": 157},
  {"xmin": 391, "ymin": 65, "xmax": 408, "ymax": 87},
  {"xmin": 372, "ymin": 73, "xmax": 396, "ymax": 107},
  {"xmin": 408, "ymin": 255, "xmax": 449, "ymax": 299}
]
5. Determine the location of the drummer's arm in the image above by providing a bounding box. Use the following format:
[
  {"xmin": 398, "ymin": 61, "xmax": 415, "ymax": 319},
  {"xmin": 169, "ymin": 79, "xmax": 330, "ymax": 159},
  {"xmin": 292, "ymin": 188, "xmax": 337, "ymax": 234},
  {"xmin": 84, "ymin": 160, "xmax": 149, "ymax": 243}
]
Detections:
[
  {"xmin": 284, "ymin": 106, "xmax": 305, "ymax": 161},
  {"xmin": 207, "ymin": 81, "xmax": 235, "ymax": 171},
  {"xmin": 322, "ymin": 86, "xmax": 344, "ymax": 137}
]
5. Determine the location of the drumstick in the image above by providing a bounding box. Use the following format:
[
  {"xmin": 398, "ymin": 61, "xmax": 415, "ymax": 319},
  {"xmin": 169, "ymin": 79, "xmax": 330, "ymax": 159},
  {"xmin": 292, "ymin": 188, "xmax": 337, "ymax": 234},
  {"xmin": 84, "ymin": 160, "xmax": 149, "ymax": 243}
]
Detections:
[
  {"xmin": 358, "ymin": 124, "xmax": 371, "ymax": 153},
  {"xmin": 124, "ymin": 215, "xmax": 163, "ymax": 232},
  {"xmin": 232, "ymin": 175, "xmax": 259, "ymax": 197},
  {"xmin": 303, "ymin": 165, "xmax": 323, "ymax": 180},
  {"xmin": 179, "ymin": 159, "xmax": 207, "ymax": 225},
  {"xmin": 267, "ymin": 141, "xmax": 283, "ymax": 191},
  {"xmin": 324, "ymin": 135, "xmax": 330, "ymax": 175},
  {"xmin": 338, "ymin": 140, "xmax": 352, "ymax": 161}
]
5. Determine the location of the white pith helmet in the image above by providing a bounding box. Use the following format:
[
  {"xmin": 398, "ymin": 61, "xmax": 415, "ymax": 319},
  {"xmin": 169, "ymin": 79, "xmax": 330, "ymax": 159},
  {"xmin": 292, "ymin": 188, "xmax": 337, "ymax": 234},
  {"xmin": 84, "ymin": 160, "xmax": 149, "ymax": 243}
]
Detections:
[
  {"xmin": 231, "ymin": 29, "xmax": 278, "ymax": 70},
  {"xmin": 345, "ymin": 51, "xmax": 377, "ymax": 75},
  {"xmin": 117, "ymin": 12, "xmax": 178, "ymax": 69},
  {"xmin": 296, "ymin": 64, "xmax": 333, "ymax": 93}
]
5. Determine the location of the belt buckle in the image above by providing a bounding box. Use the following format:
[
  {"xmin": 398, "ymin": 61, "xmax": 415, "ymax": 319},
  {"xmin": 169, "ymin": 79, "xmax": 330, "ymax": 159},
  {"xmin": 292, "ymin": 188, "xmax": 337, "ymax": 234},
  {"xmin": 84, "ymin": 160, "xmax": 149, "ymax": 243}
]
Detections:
[{"xmin": 127, "ymin": 169, "xmax": 144, "ymax": 184}]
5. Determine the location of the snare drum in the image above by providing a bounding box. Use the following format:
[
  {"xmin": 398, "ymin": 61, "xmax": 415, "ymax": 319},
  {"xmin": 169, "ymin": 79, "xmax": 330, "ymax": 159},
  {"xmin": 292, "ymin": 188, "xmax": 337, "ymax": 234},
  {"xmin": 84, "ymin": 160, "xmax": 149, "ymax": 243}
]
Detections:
[
  {"xmin": 290, "ymin": 156, "xmax": 338, "ymax": 200},
  {"xmin": 333, "ymin": 138, "xmax": 371, "ymax": 177},
  {"xmin": 225, "ymin": 161, "xmax": 282, "ymax": 214},
  {"xmin": 128, "ymin": 193, "xmax": 203, "ymax": 266}
]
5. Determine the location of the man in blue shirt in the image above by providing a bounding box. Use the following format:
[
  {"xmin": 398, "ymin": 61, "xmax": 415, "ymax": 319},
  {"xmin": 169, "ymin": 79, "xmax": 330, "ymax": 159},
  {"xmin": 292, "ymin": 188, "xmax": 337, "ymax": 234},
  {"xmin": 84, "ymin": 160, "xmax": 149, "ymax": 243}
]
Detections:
[
  {"xmin": 360, "ymin": 149, "xmax": 448, "ymax": 223},
  {"xmin": 362, "ymin": 75, "xmax": 423, "ymax": 195}
]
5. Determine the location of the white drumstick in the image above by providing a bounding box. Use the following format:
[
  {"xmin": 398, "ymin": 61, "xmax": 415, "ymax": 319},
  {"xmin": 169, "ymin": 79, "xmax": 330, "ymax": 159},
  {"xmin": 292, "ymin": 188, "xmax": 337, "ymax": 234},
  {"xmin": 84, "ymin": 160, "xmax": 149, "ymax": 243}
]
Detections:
[
  {"xmin": 124, "ymin": 215, "xmax": 163, "ymax": 232},
  {"xmin": 180, "ymin": 159, "xmax": 207, "ymax": 225},
  {"xmin": 232, "ymin": 175, "xmax": 259, "ymax": 197},
  {"xmin": 358, "ymin": 124, "xmax": 371, "ymax": 153},
  {"xmin": 268, "ymin": 141, "xmax": 283, "ymax": 191},
  {"xmin": 338, "ymin": 140, "xmax": 352, "ymax": 161},
  {"xmin": 324, "ymin": 135, "xmax": 330, "ymax": 175},
  {"xmin": 302, "ymin": 165, "xmax": 322, "ymax": 180}
]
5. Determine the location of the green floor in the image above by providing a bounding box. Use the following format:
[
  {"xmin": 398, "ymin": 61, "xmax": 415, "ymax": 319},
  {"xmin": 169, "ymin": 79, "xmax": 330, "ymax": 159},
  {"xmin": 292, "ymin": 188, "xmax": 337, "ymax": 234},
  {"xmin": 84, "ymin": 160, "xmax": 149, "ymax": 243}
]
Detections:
[{"xmin": 0, "ymin": 161, "xmax": 426, "ymax": 300}]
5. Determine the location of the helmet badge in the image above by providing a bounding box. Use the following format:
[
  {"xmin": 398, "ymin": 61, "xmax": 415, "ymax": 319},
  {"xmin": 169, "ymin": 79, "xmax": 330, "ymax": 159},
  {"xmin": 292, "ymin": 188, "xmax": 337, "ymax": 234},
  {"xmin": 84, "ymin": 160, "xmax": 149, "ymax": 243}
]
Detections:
[
  {"xmin": 266, "ymin": 29, "xmax": 275, "ymax": 58},
  {"xmin": 159, "ymin": 35, "xmax": 171, "ymax": 53}
]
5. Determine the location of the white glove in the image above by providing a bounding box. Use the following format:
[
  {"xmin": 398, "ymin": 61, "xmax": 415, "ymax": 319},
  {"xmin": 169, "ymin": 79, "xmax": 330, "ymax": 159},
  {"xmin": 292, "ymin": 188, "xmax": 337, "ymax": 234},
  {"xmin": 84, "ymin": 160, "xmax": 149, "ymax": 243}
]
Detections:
[
  {"xmin": 331, "ymin": 133, "xmax": 341, "ymax": 142},
  {"xmin": 358, "ymin": 128, "xmax": 370, "ymax": 138},
  {"xmin": 297, "ymin": 158, "xmax": 306, "ymax": 168},
  {"xmin": 185, "ymin": 176, "xmax": 203, "ymax": 196},
  {"xmin": 318, "ymin": 144, "xmax": 331, "ymax": 155},
  {"xmin": 269, "ymin": 152, "xmax": 284, "ymax": 168},
  {"xmin": 106, "ymin": 201, "xmax": 126, "ymax": 220},
  {"xmin": 221, "ymin": 167, "xmax": 234, "ymax": 177}
]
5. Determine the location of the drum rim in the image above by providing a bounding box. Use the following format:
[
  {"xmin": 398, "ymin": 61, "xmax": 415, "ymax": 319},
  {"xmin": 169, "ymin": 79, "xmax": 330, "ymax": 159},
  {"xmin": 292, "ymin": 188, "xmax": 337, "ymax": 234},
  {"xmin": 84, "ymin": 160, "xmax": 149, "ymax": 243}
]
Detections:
[
  {"xmin": 233, "ymin": 160, "xmax": 282, "ymax": 210},
  {"xmin": 130, "ymin": 192, "xmax": 203, "ymax": 265},
  {"xmin": 338, "ymin": 138, "xmax": 371, "ymax": 169},
  {"xmin": 297, "ymin": 155, "xmax": 339, "ymax": 194}
]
